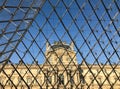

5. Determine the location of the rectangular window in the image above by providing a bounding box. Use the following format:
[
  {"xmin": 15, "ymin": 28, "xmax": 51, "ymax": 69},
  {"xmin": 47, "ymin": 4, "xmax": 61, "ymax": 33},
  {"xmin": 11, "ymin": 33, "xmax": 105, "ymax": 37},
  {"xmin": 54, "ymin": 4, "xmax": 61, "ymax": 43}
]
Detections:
[
  {"xmin": 59, "ymin": 74, "xmax": 64, "ymax": 85},
  {"xmin": 80, "ymin": 75, "xmax": 85, "ymax": 84},
  {"xmin": 54, "ymin": 75, "xmax": 56, "ymax": 83},
  {"xmin": 77, "ymin": 73, "xmax": 79, "ymax": 82},
  {"xmin": 48, "ymin": 76, "xmax": 52, "ymax": 84}
]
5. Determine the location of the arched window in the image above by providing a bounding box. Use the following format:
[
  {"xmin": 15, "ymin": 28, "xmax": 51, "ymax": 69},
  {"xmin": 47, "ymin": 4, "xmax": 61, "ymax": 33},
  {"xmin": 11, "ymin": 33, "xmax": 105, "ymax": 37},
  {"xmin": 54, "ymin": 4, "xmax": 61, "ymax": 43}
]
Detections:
[{"xmin": 59, "ymin": 74, "xmax": 64, "ymax": 85}]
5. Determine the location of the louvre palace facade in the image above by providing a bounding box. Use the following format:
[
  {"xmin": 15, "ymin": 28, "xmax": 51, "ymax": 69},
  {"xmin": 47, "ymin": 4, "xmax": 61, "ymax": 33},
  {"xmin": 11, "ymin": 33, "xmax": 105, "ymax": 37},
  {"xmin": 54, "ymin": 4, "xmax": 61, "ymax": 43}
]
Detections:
[{"xmin": 0, "ymin": 42, "xmax": 120, "ymax": 89}]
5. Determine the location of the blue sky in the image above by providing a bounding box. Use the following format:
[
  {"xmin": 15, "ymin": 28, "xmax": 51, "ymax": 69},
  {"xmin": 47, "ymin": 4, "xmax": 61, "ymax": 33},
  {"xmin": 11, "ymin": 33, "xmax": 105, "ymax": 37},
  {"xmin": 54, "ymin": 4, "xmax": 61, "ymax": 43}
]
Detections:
[{"xmin": 1, "ymin": 0, "xmax": 120, "ymax": 64}]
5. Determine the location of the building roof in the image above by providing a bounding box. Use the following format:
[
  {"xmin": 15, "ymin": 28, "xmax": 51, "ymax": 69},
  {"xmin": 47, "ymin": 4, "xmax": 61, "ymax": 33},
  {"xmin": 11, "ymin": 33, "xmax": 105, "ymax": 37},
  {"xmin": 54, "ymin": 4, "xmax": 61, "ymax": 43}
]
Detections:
[{"xmin": 51, "ymin": 41, "xmax": 71, "ymax": 50}]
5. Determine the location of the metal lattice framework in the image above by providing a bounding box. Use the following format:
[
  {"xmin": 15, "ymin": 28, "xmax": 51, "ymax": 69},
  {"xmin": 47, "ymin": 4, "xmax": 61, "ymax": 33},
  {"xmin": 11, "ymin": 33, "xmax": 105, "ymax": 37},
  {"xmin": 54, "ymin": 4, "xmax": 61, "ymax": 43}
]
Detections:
[{"xmin": 0, "ymin": 0, "xmax": 120, "ymax": 89}]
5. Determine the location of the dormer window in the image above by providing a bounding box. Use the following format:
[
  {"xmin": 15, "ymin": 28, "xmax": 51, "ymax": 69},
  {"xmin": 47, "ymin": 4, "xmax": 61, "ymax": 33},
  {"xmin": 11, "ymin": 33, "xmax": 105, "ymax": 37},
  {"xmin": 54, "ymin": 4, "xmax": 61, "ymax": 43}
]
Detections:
[
  {"xmin": 0, "ymin": 76, "xmax": 5, "ymax": 85},
  {"xmin": 49, "ymin": 58, "xmax": 52, "ymax": 62},
  {"xmin": 27, "ymin": 77, "xmax": 32, "ymax": 85},
  {"xmin": 20, "ymin": 69, "xmax": 24, "ymax": 74},
  {"xmin": 66, "ymin": 58, "xmax": 70, "ymax": 62}
]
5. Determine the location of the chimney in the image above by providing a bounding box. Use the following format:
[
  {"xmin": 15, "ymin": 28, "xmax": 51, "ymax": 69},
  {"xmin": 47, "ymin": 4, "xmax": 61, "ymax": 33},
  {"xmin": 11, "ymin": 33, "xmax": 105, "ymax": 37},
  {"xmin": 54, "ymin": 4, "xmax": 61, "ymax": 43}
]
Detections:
[
  {"xmin": 46, "ymin": 41, "xmax": 50, "ymax": 51},
  {"xmin": 70, "ymin": 42, "xmax": 74, "ymax": 50}
]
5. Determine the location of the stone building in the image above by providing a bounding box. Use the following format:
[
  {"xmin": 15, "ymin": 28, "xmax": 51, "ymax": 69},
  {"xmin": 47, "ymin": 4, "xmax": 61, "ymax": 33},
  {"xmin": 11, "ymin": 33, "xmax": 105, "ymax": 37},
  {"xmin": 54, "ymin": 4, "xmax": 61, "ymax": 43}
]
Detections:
[{"xmin": 0, "ymin": 42, "xmax": 120, "ymax": 89}]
